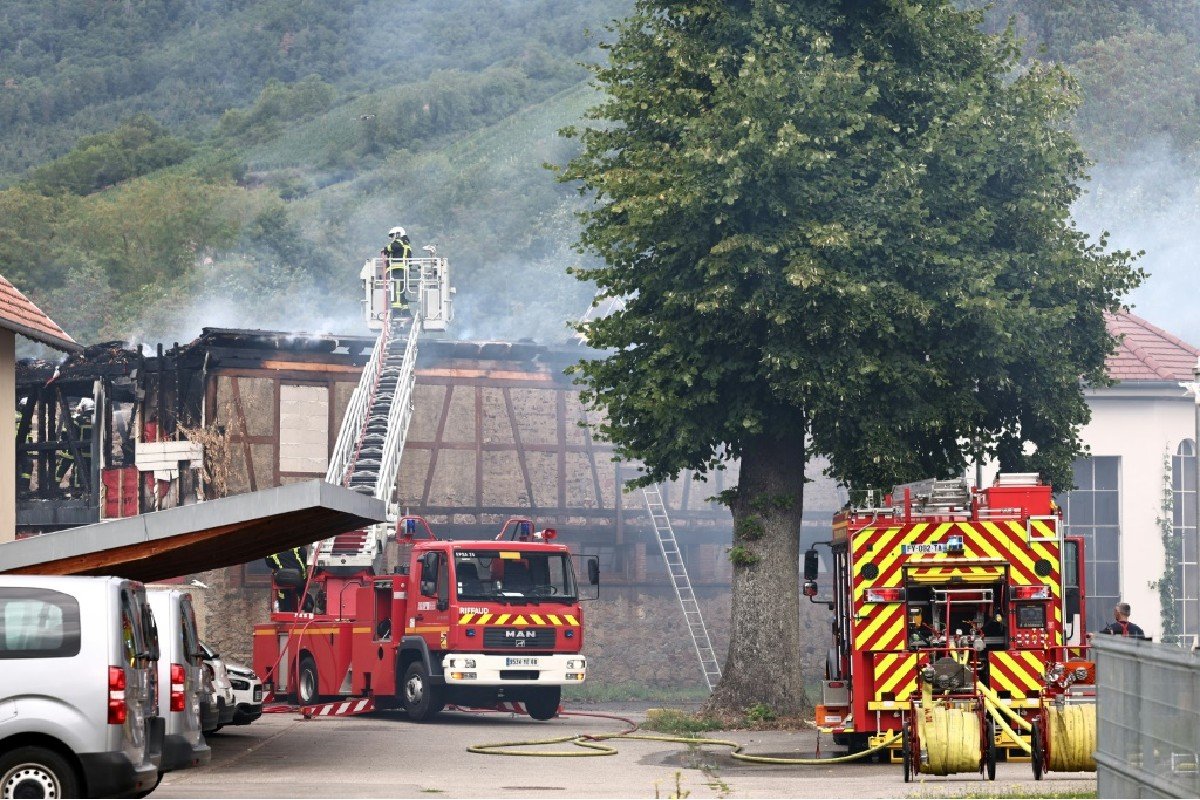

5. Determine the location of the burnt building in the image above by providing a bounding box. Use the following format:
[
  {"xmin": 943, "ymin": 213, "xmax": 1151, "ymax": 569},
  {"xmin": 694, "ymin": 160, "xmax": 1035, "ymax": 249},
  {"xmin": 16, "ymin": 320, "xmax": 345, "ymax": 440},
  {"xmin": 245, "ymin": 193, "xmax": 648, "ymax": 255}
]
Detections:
[{"xmin": 17, "ymin": 328, "xmax": 840, "ymax": 690}]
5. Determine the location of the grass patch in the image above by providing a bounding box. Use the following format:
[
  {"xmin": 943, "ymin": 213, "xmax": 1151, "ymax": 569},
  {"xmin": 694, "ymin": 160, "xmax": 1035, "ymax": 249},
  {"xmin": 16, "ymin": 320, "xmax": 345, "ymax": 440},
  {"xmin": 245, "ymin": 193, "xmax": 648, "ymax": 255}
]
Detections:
[
  {"xmin": 908, "ymin": 788, "xmax": 1096, "ymax": 799},
  {"xmin": 642, "ymin": 708, "xmax": 726, "ymax": 736}
]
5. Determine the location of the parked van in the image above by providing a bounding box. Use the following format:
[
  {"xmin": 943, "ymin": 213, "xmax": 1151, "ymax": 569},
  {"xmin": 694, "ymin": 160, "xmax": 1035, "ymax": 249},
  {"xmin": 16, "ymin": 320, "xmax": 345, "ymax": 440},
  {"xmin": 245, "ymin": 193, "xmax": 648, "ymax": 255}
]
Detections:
[
  {"xmin": 145, "ymin": 589, "xmax": 211, "ymax": 775},
  {"xmin": 0, "ymin": 575, "xmax": 162, "ymax": 798}
]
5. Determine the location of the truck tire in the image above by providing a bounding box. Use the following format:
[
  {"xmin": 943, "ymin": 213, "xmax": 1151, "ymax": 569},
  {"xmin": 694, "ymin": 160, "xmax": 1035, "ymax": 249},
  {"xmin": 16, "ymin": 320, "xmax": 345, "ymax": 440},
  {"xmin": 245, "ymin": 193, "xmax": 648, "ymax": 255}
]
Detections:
[
  {"xmin": 0, "ymin": 746, "xmax": 81, "ymax": 799},
  {"xmin": 297, "ymin": 655, "xmax": 320, "ymax": 705},
  {"xmin": 524, "ymin": 687, "xmax": 561, "ymax": 721},
  {"xmin": 402, "ymin": 662, "xmax": 443, "ymax": 722}
]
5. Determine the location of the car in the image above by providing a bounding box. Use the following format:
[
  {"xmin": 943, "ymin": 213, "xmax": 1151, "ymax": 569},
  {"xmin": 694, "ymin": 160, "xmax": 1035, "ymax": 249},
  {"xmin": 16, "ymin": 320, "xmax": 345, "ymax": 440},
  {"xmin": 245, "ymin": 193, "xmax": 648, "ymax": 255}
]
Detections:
[
  {"xmin": 199, "ymin": 643, "xmax": 236, "ymax": 732},
  {"xmin": 222, "ymin": 660, "xmax": 263, "ymax": 725},
  {"xmin": 0, "ymin": 575, "xmax": 162, "ymax": 798},
  {"xmin": 145, "ymin": 589, "xmax": 211, "ymax": 778}
]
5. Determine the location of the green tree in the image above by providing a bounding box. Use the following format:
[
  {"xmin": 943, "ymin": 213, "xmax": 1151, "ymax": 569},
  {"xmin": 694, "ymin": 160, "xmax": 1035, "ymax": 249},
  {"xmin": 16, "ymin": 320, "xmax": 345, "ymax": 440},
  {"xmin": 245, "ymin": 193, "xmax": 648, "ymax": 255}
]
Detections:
[{"xmin": 559, "ymin": 0, "xmax": 1141, "ymax": 714}]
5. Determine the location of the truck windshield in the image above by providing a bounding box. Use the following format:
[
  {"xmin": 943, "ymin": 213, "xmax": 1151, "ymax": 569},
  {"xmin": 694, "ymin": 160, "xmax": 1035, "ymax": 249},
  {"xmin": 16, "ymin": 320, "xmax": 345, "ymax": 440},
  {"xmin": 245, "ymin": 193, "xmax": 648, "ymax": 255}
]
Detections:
[{"xmin": 454, "ymin": 550, "xmax": 577, "ymax": 602}]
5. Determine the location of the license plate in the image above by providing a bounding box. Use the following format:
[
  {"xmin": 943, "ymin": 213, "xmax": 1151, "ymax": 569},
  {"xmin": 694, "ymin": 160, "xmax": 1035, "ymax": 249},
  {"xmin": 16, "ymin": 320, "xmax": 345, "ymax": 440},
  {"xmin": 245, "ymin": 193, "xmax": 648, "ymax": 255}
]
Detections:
[
  {"xmin": 253, "ymin": 687, "xmax": 262, "ymax": 701},
  {"xmin": 505, "ymin": 657, "xmax": 538, "ymax": 667}
]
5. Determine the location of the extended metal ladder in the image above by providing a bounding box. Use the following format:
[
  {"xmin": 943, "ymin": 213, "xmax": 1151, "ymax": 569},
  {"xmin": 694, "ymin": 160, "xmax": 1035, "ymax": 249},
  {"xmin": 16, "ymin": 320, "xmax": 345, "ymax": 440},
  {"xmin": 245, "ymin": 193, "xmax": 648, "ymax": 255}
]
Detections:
[
  {"xmin": 315, "ymin": 256, "xmax": 452, "ymax": 571},
  {"xmin": 642, "ymin": 484, "xmax": 722, "ymax": 691}
]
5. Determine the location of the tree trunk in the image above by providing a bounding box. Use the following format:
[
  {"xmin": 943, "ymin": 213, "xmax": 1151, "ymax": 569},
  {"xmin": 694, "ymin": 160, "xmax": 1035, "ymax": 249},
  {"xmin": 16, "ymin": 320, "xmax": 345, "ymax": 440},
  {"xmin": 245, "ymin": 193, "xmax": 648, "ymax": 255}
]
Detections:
[{"xmin": 706, "ymin": 432, "xmax": 811, "ymax": 717}]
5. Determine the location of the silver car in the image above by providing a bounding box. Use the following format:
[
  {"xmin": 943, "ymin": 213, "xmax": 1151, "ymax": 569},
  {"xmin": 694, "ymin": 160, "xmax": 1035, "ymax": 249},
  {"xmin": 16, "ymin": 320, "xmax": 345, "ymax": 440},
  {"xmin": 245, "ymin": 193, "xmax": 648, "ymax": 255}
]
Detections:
[{"xmin": 0, "ymin": 575, "xmax": 161, "ymax": 798}]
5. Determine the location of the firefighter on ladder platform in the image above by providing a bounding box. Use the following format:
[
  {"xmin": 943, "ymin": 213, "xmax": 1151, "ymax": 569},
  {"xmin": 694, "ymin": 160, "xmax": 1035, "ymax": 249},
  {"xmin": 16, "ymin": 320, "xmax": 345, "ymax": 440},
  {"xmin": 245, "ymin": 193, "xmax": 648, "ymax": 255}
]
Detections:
[{"xmin": 383, "ymin": 226, "xmax": 413, "ymax": 316}]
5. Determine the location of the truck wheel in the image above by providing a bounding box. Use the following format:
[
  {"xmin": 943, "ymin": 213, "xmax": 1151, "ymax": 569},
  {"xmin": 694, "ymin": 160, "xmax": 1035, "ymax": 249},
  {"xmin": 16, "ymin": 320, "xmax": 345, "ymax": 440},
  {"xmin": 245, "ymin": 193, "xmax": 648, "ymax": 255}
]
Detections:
[
  {"xmin": 403, "ymin": 662, "xmax": 443, "ymax": 722},
  {"xmin": 0, "ymin": 746, "xmax": 81, "ymax": 799},
  {"xmin": 524, "ymin": 687, "xmax": 561, "ymax": 721},
  {"xmin": 297, "ymin": 655, "xmax": 319, "ymax": 705}
]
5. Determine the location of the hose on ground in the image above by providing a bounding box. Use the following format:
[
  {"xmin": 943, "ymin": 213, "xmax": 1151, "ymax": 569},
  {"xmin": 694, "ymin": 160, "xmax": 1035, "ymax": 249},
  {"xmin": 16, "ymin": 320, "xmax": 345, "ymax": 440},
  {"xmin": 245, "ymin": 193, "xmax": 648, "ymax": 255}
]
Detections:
[
  {"xmin": 914, "ymin": 705, "xmax": 981, "ymax": 775},
  {"xmin": 976, "ymin": 682, "xmax": 1032, "ymax": 732},
  {"xmin": 1046, "ymin": 703, "xmax": 1097, "ymax": 772},
  {"xmin": 466, "ymin": 709, "xmax": 899, "ymax": 763}
]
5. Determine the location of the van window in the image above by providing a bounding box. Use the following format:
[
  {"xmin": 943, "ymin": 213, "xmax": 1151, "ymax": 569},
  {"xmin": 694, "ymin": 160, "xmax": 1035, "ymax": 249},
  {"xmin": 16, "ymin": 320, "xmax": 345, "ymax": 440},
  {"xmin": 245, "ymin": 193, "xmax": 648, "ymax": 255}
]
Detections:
[
  {"xmin": 179, "ymin": 596, "xmax": 201, "ymax": 663},
  {"xmin": 0, "ymin": 588, "xmax": 81, "ymax": 659}
]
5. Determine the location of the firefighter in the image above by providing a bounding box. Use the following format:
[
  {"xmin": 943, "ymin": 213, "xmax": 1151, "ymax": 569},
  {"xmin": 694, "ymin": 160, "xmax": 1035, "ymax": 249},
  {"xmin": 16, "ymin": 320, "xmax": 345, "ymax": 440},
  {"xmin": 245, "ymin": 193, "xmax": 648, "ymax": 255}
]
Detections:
[
  {"xmin": 264, "ymin": 546, "xmax": 309, "ymax": 612},
  {"xmin": 383, "ymin": 226, "xmax": 413, "ymax": 314},
  {"xmin": 15, "ymin": 408, "xmax": 32, "ymax": 495},
  {"xmin": 74, "ymin": 398, "xmax": 94, "ymax": 488},
  {"xmin": 1095, "ymin": 601, "xmax": 1146, "ymax": 638}
]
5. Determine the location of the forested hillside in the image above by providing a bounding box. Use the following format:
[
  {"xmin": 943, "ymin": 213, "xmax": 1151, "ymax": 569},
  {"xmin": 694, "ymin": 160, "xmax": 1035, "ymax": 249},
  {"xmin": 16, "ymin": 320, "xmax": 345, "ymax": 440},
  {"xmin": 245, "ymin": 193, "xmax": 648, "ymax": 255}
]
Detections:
[{"xmin": 1, "ymin": 0, "xmax": 1198, "ymax": 348}]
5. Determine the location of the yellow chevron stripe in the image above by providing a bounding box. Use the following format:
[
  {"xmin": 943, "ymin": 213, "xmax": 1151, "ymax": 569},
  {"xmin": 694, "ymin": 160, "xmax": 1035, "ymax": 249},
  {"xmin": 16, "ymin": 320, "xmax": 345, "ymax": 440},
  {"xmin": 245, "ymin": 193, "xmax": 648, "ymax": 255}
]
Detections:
[
  {"xmin": 547, "ymin": 615, "xmax": 561, "ymax": 625},
  {"xmin": 495, "ymin": 614, "xmax": 511, "ymax": 625},
  {"xmin": 477, "ymin": 613, "xmax": 492, "ymax": 625},
  {"xmin": 854, "ymin": 604, "xmax": 902, "ymax": 650},
  {"xmin": 512, "ymin": 615, "xmax": 528, "ymax": 626},
  {"xmin": 874, "ymin": 615, "xmax": 905, "ymax": 652},
  {"xmin": 459, "ymin": 613, "xmax": 474, "ymax": 624},
  {"xmin": 565, "ymin": 615, "xmax": 579, "ymax": 626},
  {"xmin": 875, "ymin": 654, "xmax": 918, "ymax": 699},
  {"xmin": 854, "ymin": 525, "xmax": 927, "ymax": 602},
  {"xmin": 530, "ymin": 614, "xmax": 545, "ymax": 625},
  {"xmin": 1030, "ymin": 519, "xmax": 1056, "ymax": 540}
]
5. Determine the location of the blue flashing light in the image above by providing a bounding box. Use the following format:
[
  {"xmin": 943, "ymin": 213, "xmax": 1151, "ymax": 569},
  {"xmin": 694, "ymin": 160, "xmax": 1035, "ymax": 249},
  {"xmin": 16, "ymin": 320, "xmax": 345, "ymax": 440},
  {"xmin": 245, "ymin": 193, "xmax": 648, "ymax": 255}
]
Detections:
[
  {"xmin": 466, "ymin": 628, "xmax": 476, "ymax": 637},
  {"xmin": 564, "ymin": 629, "xmax": 575, "ymax": 638}
]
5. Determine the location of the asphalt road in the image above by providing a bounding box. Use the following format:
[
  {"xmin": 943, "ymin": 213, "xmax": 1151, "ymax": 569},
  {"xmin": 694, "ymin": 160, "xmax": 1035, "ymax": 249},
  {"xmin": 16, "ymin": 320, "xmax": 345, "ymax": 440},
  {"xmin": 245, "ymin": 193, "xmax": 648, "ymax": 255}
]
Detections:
[{"xmin": 154, "ymin": 706, "xmax": 1098, "ymax": 798}]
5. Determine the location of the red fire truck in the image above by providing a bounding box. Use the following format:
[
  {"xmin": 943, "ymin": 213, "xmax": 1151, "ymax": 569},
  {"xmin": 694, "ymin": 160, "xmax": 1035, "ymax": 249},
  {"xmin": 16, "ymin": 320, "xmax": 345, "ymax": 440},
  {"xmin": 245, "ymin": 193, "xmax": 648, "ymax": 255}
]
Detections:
[
  {"xmin": 254, "ymin": 516, "xmax": 599, "ymax": 721},
  {"xmin": 807, "ymin": 473, "xmax": 1091, "ymax": 761}
]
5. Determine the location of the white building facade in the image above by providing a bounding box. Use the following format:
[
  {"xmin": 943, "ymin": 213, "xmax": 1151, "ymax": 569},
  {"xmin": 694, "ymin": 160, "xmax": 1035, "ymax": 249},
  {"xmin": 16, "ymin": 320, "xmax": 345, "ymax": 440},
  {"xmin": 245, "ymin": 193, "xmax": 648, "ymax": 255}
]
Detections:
[{"xmin": 1055, "ymin": 312, "xmax": 1200, "ymax": 642}]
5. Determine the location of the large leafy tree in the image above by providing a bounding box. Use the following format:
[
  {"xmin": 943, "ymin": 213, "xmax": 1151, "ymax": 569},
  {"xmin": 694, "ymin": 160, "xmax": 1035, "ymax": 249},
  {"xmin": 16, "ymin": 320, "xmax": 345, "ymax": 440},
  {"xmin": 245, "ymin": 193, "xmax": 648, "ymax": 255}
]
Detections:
[{"xmin": 559, "ymin": 0, "xmax": 1142, "ymax": 714}]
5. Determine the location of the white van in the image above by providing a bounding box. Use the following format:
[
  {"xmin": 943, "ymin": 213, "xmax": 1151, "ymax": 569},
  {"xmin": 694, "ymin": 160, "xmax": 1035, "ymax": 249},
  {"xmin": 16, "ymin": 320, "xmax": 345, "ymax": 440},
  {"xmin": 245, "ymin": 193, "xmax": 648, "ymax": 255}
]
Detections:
[
  {"xmin": 0, "ymin": 575, "xmax": 162, "ymax": 798},
  {"xmin": 145, "ymin": 589, "xmax": 211, "ymax": 774}
]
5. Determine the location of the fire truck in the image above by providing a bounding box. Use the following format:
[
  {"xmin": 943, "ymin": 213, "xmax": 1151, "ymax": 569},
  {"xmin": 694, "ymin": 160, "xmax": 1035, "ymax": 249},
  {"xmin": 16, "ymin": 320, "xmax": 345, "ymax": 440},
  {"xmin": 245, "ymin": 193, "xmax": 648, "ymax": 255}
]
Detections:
[
  {"xmin": 807, "ymin": 473, "xmax": 1093, "ymax": 768},
  {"xmin": 252, "ymin": 249, "xmax": 599, "ymax": 721},
  {"xmin": 253, "ymin": 515, "xmax": 599, "ymax": 721}
]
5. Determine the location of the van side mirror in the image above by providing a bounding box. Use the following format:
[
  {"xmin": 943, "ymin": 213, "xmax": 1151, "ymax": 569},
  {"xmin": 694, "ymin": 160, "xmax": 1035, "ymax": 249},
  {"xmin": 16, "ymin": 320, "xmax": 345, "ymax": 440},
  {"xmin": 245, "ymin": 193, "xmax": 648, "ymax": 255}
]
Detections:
[
  {"xmin": 803, "ymin": 580, "xmax": 818, "ymax": 598},
  {"xmin": 803, "ymin": 550, "xmax": 819, "ymax": 582},
  {"xmin": 587, "ymin": 557, "xmax": 600, "ymax": 586}
]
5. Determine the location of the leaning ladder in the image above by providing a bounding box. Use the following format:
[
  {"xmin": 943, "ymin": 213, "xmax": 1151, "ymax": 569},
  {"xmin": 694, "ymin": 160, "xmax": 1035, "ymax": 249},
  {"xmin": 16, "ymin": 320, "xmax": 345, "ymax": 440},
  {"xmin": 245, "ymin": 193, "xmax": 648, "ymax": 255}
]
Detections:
[{"xmin": 642, "ymin": 484, "xmax": 722, "ymax": 691}]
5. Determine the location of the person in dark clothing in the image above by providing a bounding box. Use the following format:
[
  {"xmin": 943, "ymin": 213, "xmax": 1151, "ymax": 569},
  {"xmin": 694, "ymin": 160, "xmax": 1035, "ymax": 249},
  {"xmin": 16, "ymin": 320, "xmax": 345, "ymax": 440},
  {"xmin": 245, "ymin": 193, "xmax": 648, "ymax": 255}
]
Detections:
[
  {"xmin": 264, "ymin": 546, "xmax": 309, "ymax": 612},
  {"xmin": 1097, "ymin": 602, "xmax": 1146, "ymax": 638}
]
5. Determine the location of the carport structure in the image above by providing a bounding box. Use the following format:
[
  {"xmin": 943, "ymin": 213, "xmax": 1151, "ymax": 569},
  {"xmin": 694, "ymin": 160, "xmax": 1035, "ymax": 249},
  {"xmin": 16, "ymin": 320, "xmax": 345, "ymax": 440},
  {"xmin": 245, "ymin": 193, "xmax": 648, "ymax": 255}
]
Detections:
[{"xmin": 0, "ymin": 480, "xmax": 384, "ymax": 582}]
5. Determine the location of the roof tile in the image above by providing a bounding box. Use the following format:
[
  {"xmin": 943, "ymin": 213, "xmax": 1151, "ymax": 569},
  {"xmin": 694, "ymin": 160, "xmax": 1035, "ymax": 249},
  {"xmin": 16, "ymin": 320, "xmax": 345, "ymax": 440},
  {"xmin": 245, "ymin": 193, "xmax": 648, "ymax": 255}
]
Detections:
[
  {"xmin": 0, "ymin": 274, "xmax": 77, "ymax": 351},
  {"xmin": 1105, "ymin": 311, "xmax": 1199, "ymax": 382}
]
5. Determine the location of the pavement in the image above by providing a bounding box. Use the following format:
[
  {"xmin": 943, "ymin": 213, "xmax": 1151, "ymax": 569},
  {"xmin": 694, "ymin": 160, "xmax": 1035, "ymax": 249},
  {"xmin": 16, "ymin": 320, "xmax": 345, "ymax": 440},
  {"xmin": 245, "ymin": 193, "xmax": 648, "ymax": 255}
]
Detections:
[{"xmin": 154, "ymin": 705, "xmax": 1098, "ymax": 798}]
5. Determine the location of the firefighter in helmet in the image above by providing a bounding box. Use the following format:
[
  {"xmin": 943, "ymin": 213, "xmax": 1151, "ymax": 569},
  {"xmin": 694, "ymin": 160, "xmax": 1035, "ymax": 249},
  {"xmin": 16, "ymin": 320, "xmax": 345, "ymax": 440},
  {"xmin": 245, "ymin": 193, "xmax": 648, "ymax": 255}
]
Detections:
[
  {"xmin": 264, "ymin": 545, "xmax": 309, "ymax": 612},
  {"xmin": 383, "ymin": 226, "xmax": 413, "ymax": 314}
]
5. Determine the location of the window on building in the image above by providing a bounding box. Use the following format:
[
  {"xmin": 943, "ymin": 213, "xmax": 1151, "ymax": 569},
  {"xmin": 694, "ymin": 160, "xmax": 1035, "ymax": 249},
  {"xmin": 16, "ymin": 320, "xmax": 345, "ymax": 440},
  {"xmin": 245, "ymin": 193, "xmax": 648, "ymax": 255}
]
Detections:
[
  {"xmin": 1173, "ymin": 440, "xmax": 1199, "ymax": 640},
  {"xmin": 1055, "ymin": 456, "xmax": 1120, "ymax": 631}
]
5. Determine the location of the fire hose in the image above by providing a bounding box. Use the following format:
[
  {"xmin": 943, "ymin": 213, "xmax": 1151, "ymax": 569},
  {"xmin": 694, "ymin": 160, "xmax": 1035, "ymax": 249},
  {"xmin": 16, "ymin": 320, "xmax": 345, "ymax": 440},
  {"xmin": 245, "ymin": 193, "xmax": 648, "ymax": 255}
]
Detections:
[
  {"xmin": 466, "ymin": 709, "xmax": 899, "ymax": 763},
  {"xmin": 914, "ymin": 705, "xmax": 982, "ymax": 775}
]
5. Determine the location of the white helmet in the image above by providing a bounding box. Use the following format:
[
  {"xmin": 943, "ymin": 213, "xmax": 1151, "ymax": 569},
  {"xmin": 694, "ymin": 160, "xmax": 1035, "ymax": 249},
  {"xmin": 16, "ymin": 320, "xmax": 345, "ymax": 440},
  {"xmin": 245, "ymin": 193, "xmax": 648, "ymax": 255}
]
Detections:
[
  {"xmin": 388, "ymin": 226, "xmax": 406, "ymax": 238},
  {"xmin": 76, "ymin": 398, "xmax": 95, "ymax": 414}
]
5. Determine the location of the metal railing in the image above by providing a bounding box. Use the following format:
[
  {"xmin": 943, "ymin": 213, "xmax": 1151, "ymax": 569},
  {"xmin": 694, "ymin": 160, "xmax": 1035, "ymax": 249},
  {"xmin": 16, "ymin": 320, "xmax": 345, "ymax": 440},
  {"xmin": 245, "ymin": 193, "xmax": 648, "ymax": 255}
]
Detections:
[{"xmin": 1094, "ymin": 635, "xmax": 1200, "ymax": 797}]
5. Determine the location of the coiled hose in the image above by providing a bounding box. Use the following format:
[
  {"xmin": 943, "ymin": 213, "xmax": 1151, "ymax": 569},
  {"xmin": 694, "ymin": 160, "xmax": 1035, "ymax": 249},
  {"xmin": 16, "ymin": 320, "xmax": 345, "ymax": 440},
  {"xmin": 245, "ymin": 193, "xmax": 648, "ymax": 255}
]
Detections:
[
  {"xmin": 914, "ymin": 705, "xmax": 981, "ymax": 776},
  {"xmin": 1046, "ymin": 703, "xmax": 1097, "ymax": 772},
  {"xmin": 466, "ymin": 709, "xmax": 899, "ymax": 763}
]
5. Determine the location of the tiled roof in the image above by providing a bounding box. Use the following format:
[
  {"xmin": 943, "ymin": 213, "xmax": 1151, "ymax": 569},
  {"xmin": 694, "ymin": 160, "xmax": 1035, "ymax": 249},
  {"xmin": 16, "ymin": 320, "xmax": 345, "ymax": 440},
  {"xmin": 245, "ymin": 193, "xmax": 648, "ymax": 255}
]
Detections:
[
  {"xmin": 1105, "ymin": 311, "xmax": 1199, "ymax": 382},
  {"xmin": 0, "ymin": 275, "xmax": 78, "ymax": 352}
]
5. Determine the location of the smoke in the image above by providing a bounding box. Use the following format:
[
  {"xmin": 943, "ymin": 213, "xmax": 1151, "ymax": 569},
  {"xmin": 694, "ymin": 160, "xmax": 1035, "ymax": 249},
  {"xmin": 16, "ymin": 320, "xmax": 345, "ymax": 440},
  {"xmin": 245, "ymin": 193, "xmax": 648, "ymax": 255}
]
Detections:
[{"xmin": 1073, "ymin": 142, "xmax": 1200, "ymax": 344}]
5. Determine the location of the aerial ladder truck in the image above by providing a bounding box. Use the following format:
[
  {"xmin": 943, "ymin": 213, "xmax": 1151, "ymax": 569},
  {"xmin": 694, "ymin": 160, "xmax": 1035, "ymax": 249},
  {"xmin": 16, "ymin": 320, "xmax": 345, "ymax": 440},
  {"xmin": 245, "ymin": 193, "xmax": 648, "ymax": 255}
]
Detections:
[{"xmin": 254, "ymin": 248, "xmax": 599, "ymax": 721}]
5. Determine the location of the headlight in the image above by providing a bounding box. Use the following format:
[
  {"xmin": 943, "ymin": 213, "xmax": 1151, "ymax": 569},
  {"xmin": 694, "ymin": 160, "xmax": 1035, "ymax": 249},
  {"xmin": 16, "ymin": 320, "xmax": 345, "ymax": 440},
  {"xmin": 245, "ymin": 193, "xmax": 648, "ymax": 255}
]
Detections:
[
  {"xmin": 464, "ymin": 659, "xmax": 476, "ymax": 669},
  {"xmin": 566, "ymin": 659, "xmax": 586, "ymax": 670}
]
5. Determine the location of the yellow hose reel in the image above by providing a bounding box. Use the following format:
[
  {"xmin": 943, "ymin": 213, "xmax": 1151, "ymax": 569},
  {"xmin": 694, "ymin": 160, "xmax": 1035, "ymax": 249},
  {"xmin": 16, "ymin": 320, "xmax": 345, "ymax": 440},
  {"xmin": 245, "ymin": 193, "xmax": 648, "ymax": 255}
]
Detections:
[{"xmin": 1032, "ymin": 702, "xmax": 1097, "ymax": 778}]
